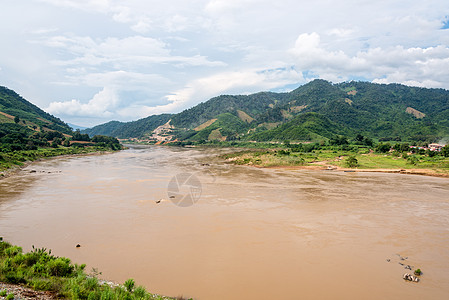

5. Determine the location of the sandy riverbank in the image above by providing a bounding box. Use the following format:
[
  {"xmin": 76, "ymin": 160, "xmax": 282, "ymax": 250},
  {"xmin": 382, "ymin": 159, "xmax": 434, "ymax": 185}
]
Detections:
[{"xmin": 261, "ymin": 163, "xmax": 449, "ymax": 178}]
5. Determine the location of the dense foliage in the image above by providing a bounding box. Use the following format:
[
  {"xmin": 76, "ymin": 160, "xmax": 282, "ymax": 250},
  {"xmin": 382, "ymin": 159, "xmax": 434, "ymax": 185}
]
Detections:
[
  {"xmin": 0, "ymin": 239, "xmax": 185, "ymax": 300},
  {"xmin": 0, "ymin": 123, "xmax": 121, "ymax": 154},
  {"xmin": 247, "ymin": 112, "xmax": 353, "ymax": 142}
]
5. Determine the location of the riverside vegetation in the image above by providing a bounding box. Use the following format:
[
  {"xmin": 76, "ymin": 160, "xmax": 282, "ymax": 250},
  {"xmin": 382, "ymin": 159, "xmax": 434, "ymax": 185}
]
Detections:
[
  {"xmin": 214, "ymin": 137, "xmax": 449, "ymax": 176},
  {"xmin": 0, "ymin": 85, "xmax": 123, "ymax": 174},
  {"xmin": 0, "ymin": 238, "xmax": 189, "ymax": 300},
  {"xmin": 0, "ymin": 124, "xmax": 123, "ymax": 174}
]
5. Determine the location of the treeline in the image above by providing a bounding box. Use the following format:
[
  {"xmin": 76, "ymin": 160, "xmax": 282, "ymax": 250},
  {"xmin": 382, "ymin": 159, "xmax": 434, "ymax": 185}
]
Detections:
[
  {"xmin": 281, "ymin": 135, "xmax": 449, "ymax": 158},
  {"xmin": 0, "ymin": 124, "xmax": 121, "ymax": 152}
]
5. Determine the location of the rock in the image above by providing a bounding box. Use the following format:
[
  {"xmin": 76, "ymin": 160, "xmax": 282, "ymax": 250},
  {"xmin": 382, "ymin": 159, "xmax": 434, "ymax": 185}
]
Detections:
[
  {"xmin": 76, "ymin": 244, "xmax": 81, "ymax": 248},
  {"xmin": 30, "ymin": 170, "xmax": 37, "ymax": 173},
  {"xmin": 403, "ymin": 273, "xmax": 419, "ymax": 282}
]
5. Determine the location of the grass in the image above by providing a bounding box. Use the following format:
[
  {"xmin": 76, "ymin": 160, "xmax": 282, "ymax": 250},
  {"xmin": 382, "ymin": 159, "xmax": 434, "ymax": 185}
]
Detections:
[
  {"xmin": 0, "ymin": 238, "xmax": 190, "ymax": 300},
  {"xmin": 221, "ymin": 146, "xmax": 449, "ymax": 175}
]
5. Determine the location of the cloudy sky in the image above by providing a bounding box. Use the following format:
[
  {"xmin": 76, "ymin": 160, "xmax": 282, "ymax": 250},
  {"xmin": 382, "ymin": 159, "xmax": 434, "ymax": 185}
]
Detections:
[{"xmin": 1, "ymin": 0, "xmax": 449, "ymax": 127}]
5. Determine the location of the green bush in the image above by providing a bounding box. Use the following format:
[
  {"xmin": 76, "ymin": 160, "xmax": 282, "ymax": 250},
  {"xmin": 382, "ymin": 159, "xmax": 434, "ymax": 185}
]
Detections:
[
  {"xmin": 47, "ymin": 257, "xmax": 74, "ymax": 277},
  {"xmin": 6, "ymin": 293, "xmax": 14, "ymax": 300},
  {"xmin": 0, "ymin": 290, "xmax": 7, "ymax": 296},
  {"xmin": 99, "ymin": 287, "xmax": 115, "ymax": 300},
  {"xmin": 124, "ymin": 278, "xmax": 135, "ymax": 293},
  {"xmin": 345, "ymin": 156, "xmax": 359, "ymax": 168},
  {"xmin": 134, "ymin": 286, "xmax": 149, "ymax": 300},
  {"xmin": 4, "ymin": 246, "xmax": 22, "ymax": 257},
  {"xmin": 0, "ymin": 239, "xmax": 178, "ymax": 300}
]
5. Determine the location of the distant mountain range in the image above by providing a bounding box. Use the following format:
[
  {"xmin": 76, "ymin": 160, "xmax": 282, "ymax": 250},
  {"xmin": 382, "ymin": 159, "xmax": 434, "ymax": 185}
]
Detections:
[
  {"xmin": 83, "ymin": 80, "xmax": 449, "ymax": 144},
  {"xmin": 68, "ymin": 123, "xmax": 88, "ymax": 131}
]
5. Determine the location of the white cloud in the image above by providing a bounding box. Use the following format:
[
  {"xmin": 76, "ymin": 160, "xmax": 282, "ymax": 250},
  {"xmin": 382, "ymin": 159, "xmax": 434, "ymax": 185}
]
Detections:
[
  {"xmin": 289, "ymin": 32, "xmax": 449, "ymax": 87},
  {"xmin": 2, "ymin": 0, "xmax": 449, "ymax": 126},
  {"xmin": 161, "ymin": 67, "xmax": 304, "ymax": 112},
  {"xmin": 46, "ymin": 87, "xmax": 119, "ymax": 117}
]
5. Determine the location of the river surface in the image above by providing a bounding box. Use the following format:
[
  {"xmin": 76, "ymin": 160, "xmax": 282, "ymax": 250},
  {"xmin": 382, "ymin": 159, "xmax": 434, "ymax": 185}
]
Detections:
[{"xmin": 1, "ymin": 145, "xmax": 449, "ymax": 299}]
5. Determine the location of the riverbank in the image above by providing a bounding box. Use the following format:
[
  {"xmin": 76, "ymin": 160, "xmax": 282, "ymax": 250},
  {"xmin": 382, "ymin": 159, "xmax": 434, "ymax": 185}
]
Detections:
[
  {"xmin": 0, "ymin": 239, "xmax": 188, "ymax": 300},
  {"xmin": 221, "ymin": 149, "xmax": 449, "ymax": 178}
]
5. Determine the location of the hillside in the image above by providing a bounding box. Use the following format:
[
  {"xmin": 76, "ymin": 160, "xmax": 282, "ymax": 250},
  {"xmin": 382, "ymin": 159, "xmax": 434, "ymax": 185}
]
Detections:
[
  {"xmin": 0, "ymin": 86, "xmax": 72, "ymax": 134},
  {"xmin": 0, "ymin": 85, "xmax": 122, "ymax": 160},
  {"xmin": 83, "ymin": 80, "xmax": 449, "ymax": 144},
  {"xmin": 83, "ymin": 114, "xmax": 172, "ymax": 138},
  {"xmin": 248, "ymin": 112, "xmax": 353, "ymax": 142}
]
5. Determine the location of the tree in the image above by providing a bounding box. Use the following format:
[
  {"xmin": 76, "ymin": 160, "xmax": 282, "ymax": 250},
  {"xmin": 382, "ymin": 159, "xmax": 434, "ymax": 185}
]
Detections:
[
  {"xmin": 375, "ymin": 142, "xmax": 391, "ymax": 153},
  {"xmin": 14, "ymin": 116, "xmax": 20, "ymax": 124},
  {"xmin": 441, "ymin": 145, "xmax": 449, "ymax": 157},
  {"xmin": 345, "ymin": 156, "xmax": 359, "ymax": 168}
]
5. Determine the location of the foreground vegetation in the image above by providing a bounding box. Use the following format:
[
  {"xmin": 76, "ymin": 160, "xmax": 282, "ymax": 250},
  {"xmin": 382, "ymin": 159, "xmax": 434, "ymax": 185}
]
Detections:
[{"xmin": 0, "ymin": 238, "xmax": 188, "ymax": 300}]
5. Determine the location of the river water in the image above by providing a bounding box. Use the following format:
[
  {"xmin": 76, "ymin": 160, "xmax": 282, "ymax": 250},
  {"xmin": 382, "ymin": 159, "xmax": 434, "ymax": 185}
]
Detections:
[{"xmin": 1, "ymin": 145, "xmax": 449, "ymax": 299}]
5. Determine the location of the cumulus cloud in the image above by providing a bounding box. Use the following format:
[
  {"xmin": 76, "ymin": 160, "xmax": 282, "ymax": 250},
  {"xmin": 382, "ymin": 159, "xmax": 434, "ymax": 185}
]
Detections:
[
  {"xmin": 161, "ymin": 67, "xmax": 304, "ymax": 112},
  {"xmin": 289, "ymin": 32, "xmax": 449, "ymax": 87},
  {"xmin": 3, "ymin": 0, "xmax": 449, "ymax": 126},
  {"xmin": 46, "ymin": 87, "xmax": 119, "ymax": 117}
]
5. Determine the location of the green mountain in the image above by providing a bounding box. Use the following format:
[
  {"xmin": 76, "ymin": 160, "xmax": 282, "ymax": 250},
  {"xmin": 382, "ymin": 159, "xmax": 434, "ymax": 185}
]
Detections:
[
  {"xmin": 0, "ymin": 86, "xmax": 72, "ymax": 134},
  {"xmin": 83, "ymin": 114, "xmax": 172, "ymax": 138},
  {"xmin": 249, "ymin": 112, "xmax": 352, "ymax": 142},
  {"xmin": 83, "ymin": 80, "xmax": 449, "ymax": 144},
  {"xmin": 0, "ymin": 86, "xmax": 121, "ymax": 153},
  {"xmin": 170, "ymin": 92, "xmax": 288, "ymax": 129}
]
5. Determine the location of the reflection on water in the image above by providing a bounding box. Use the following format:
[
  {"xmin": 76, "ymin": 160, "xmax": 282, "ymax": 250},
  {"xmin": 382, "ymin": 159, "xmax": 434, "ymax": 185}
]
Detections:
[{"xmin": 1, "ymin": 145, "xmax": 449, "ymax": 299}]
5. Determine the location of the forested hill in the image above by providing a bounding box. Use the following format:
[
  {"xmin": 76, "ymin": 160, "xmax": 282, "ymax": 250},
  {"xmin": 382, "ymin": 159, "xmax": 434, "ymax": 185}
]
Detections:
[
  {"xmin": 83, "ymin": 114, "xmax": 172, "ymax": 139},
  {"xmin": 0, "ymin": 86, "xmax": 121, "ymax": 154},
  {"xmin": 0, "ymin": 86, "xmax": 72, "ymax": 134},
  {"xmin": 84, "ymin": 80, "xmax": 449, "ymax": 143}
]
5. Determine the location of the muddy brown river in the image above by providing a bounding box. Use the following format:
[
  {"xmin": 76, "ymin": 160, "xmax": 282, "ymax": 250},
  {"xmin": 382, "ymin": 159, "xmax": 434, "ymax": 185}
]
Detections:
[{"xmin": 1, "ymin": 145, "xmax": 449, "ymax": 299}]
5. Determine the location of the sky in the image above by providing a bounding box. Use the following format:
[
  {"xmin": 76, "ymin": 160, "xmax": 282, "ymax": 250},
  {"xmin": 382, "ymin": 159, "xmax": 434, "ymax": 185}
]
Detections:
[{"xmin": 1, "ymin": 0, "xmax": 449, "ymax": 127}]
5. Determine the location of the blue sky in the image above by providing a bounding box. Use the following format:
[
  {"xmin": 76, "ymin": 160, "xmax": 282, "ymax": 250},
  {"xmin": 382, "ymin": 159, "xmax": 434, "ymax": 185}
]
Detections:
[{"xmin": 1, "ymin": 0, "xmax": 449, "ymax": 127}]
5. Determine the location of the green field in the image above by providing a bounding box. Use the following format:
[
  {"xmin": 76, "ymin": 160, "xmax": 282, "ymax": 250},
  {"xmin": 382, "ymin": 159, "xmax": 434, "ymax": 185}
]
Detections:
[{"xmin": 221, "ymin": 146, "xmax": 449, "ymax": 176}]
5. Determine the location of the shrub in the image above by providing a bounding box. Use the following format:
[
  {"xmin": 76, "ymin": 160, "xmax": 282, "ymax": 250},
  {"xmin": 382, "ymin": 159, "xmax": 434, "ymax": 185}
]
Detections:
[
  {"xmin": 47, "ymin": 257, "xmax": 74, "ymax": 277},
  {"xmin": 345, "ymin": 156, "xmax": 359, "ymax": 168},
  {"xmin": 6, "ymin": 293, "xmax": 14, "ymax": 300},
  {"xmin": 0, "ymin": 290, "xmax": 7, "ymax": 296},
  {"xmin": 4, "ymin": 246, "xmax": 22, "ymax": 257},
  {"xmin": 134, "ymin": 286, "xmax": 149, "ymax": 299},
  {"xmin": 85, "ymin": 277, "xmax": 99, "ymax": 291},
  {"xmin": 124, "ymin": 278, "xmax": 135, "ymax": 293},
  {"xmin": 100, "ymin": 287, "xmax": 115, "ymax": 300}
]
